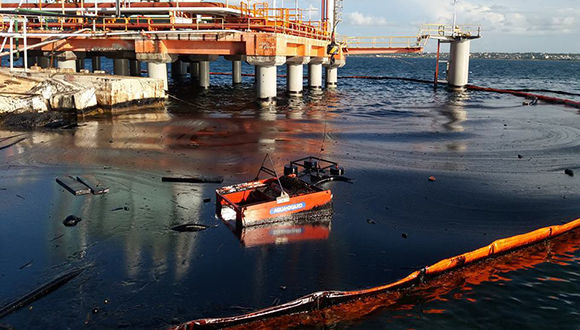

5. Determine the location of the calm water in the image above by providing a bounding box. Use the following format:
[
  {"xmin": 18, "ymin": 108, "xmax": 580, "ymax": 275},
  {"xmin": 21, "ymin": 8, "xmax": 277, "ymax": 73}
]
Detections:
[{"xmin": 0, "ymin": 57, "xmax": 579, "ymax": 328}]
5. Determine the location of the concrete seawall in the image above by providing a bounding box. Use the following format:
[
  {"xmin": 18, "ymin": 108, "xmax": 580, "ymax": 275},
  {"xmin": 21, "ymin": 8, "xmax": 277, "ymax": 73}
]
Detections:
[{"xmin": 0, "ymin": 67, "xmax": 166, "ymax": 115}]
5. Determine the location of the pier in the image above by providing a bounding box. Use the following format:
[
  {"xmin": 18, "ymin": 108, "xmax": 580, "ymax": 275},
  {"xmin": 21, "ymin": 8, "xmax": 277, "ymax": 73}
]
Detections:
[
  {"xmin": 0, "ymin": 1, "xmax": 348, "ymax": 104},
  {"xmin": 0, "ymin": 0, "xmax": 475, "ymax": 108}
]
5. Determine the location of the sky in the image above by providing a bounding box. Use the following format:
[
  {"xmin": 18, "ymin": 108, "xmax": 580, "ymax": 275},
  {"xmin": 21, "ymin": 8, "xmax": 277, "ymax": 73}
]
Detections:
[{"xmin": 291, "ymin": 0, "xmax": 580, "ymax": 53}]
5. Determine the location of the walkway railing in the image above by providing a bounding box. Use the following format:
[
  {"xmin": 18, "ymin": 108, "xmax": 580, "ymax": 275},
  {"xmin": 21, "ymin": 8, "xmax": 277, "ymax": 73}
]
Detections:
[
  {"xmin": 0, "ymin": 1, "xmax": 332, "ymax": 41},
  {"xmin": 420, "ymin": 24, "xmax": 481, "ymax": 38},
  {"xmin": 340, "ymin": 35, "xmax": 428, "ymax": 49}
]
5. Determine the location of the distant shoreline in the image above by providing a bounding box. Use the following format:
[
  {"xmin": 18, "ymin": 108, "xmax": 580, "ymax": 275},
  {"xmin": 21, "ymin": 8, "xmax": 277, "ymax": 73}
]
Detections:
[{"xmin": 349, "ymin": 53, "xmax": 580, "ymax": 61}]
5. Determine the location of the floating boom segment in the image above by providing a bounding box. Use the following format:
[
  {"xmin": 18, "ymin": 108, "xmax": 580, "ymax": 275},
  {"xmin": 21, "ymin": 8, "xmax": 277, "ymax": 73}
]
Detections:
[{"xmin": 176, "ymin": 217, "xmax": 580, "ymax": 329}]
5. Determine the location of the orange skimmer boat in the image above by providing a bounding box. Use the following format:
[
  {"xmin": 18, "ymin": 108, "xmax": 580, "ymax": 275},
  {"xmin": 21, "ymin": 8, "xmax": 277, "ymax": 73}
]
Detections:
[{"xmin": 216, "ymin": 156, "xmax": 346, "ymax": 227}]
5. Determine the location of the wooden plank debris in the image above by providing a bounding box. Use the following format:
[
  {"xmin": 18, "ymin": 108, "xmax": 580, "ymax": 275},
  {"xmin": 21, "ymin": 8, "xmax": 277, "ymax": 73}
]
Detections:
[
  {"xmin": 162, "ymin": 176, "xmax": 223, "ymax": 184},
  {"xmin": 56, "ymin": 176, "xmax": 90, "ymax": 196},
  {"xmin": 76, "ymin": 176, "xmax": 109, "ymax": 195}
]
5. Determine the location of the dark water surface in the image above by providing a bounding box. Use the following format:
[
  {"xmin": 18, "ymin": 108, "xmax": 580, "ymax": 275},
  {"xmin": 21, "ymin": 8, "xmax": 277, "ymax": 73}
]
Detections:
[{"xmin": 1, "ymin": 57, "xmax": 579, "ymax": 328}]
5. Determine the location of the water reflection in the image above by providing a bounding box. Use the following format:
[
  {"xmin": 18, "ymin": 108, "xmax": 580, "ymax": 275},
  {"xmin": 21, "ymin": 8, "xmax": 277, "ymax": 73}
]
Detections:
[
  {"xmin": 441, "ymin": 89, "xmax": 469, "ymax": 133},
  {"xmin": 238, "ymin": 220, "xmax": 331, "ymax": 248},
  {"xmin": 219, "ymin": 208, "xmax": 333, "ymax": 248},
  {"xmin": 235, "ymin": 229, "xmax": 580, "ymax": 328}
]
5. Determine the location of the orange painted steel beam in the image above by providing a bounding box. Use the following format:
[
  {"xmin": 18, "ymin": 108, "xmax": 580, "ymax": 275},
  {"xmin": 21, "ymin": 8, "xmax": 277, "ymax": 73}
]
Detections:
[
  {"xmin": 148, "ymin": 40, "xmax": 245, "ymax": 56},
  {"xmin": 15, "ymin": 31, "xmax": 338, "ymax": 60}
]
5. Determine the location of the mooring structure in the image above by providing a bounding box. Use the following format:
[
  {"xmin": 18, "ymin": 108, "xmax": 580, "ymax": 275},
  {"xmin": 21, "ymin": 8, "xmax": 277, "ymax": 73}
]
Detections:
[{"xmin": 0, "ymin": 0, "xmax": 438, "ymax": 103}]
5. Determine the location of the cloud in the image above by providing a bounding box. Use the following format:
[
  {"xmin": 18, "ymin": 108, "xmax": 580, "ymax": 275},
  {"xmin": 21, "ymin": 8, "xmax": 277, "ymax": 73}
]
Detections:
[
  {"xmin": 347, "ymin": 11, "xmax": 388, "ymax": 26},
  {"xmin": 412, "ymin": 0, "xmax": 580, "ymax": 35}
]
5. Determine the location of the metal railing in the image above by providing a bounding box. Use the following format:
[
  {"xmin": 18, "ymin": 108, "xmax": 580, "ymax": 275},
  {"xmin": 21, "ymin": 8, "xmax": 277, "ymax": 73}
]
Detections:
[
  {"xmin": 420, "ymin": 24, "xmax": 481, "ymax": 38},
  {"xmin": 0, "ymin": 1, "xmax": 332, "ymax": 41},
  {"xmin": 340, "ymin": 35, "xmax": 429, "ymax": 49}
]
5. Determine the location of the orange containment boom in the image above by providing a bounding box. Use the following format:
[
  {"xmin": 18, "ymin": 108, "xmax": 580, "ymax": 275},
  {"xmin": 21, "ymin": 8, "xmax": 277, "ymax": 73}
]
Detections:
[
  {"xmin": 466, "ymin": 85, "xmax": 580, "ymax": 109},
  {"xmin": 175, "ymin": 217, "xmax": 580, "ymax": 329}
]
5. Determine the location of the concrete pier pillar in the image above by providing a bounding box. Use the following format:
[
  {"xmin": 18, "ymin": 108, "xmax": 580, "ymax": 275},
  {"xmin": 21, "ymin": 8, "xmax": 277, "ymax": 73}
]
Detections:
[
  {"xmin": 232, "ymin": 60, "xmax": 242, "ymax": 85},
  {"xmin": 326, "ymin": 66, "xmax": 337, "ymax": 88},
  {"xmin": 286, "ymin": 56, "xmax": 309, "ymax": 96},
  {"xmin": 447, "ymin": 39, "xmax": 471, "ymax": 87},
  {"xmin": 188, "ymin": 55, "xmax": 218, "ymax": 88},
  {"xmin": 29, "ymin": 56, "xmax": 38, "ymax": 68},
  {"xmin": 171, "ymin": 60, "xmax": 188, "ymax": 78},
  {"xmin": 113, "ymin": 58, "xmax": 130, "ymax": 76},
  {"xmin": 129, "ymin": 60, "xmax": 141, "ymax": 76},
  {"xmin": 225, "ymin": 55, "xmax": 244, "ymax": 85},
  {"xmin": 247, "ymin": 55, "xmax": 286, "ymax": 101},
  {"xmin": 91, "ymin": 56, "xmax": 101, "ymax": 72},
  {"xmin": 308, "ymin": 62, "xmax": 323, "ymax": 90},
  {"xmin": 199, "ymin": 61, "xmax": 210, "ymax": 89},
  {"xmin": 288, "ymin": 64, "xmax": 303, "ymax": 95},
  {"xmin": 57, "ymin": 52, "xmax": 77, "ymax": 71},
  {"xmin": 137, "ymin": 53, "xmax": 174, "ymax": 90},
  {"xmin": 256, "ymin": 65, "xmax": 277, "ymax": 100},
  {"xmin": 324, "ymin": 59, "xmax": 345, "ymax": 89},
  {"xmin": 76, "ymin": 58, "xmax": 85, "ymax": 71},
  {"xmin": 189, "ymin": 62, "xmax": 200, "ymax": 80},
  {"xmin": 38, "ymin": 56, "xmax": 51, "ymax": 69},
  {"xmin": 148, "ymin": 62, "xmax": 168, "ymax": 90}
]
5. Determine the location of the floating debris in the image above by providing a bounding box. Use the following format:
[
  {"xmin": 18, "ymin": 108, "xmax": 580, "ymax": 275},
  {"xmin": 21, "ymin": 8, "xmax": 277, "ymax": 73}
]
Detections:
[
  {"xmin": 18, "ymin": 260, "xmax": 33, "ymax": 270},
  {"xmin": 0, "ymin": 268, "xmax": 84, "ymax": 319},
  {"xmin": 0, "ymin": 135, "xmax": 26, "ymax": 151},
  {"xmin": 56, "ymin": 176, "xmax": 90, "ymax": 196},
  {"xmin": 564, "ymin": 169, "xmax": 574, "ymax": 177},
  {"xmin": 76, "ymin": 176, "xmax": 109, "ymax": 195},
  {"xmin": 366, "ymin": 218, "xmax": 376, "ymax": 225},
  {"xmin": 162, "ymin": 176, "xmax": 223, "ymax": 184},
  {"xmin": 63, "ymin": 215, "xmax": 82, "ymax": 227},
  {"xmin": 171, "ymin": 223, "xmax": 209, "ymax": 232}
]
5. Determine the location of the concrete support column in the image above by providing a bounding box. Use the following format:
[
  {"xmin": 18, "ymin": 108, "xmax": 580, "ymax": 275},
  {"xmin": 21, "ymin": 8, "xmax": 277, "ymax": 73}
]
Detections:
[
  {"xmin": 76, "ymin": 58, "xmax": 85, "ymax": 71},
  {"xmin": 188, "ymin": 55, "xmax": 218, "ymax": 88},
  {"xmin": 286, "ymin": 56, "xmax": 309, "ymax": 96},
  {"xmin": 324, "ymin": 58, "xmax": 345, "ymax": 89},
  {"xmin": 232, "ymin": 60, "xmax": 242, "ymax": 85},
  {"xmin": 129, "ymin": 60, "xmax": 141, "ymax": 76},
  {"xmin": 91, "ymin": 56, "xmax": 101, "ymax": 72},
  {"xmin": 308, "ymin": 61, "xmax": 323, "ymax": 90},
  {"xmin": 447, "ymin": 38, "xmax": 471, "ymax": 87},
  {"xmin": 287, "ymin": 64, "xmax": 303, "ymax": 95},
  {"xmin": 246, "ymin": 55, "xmax": 286, "ymax": 101},
  {"xmin": 148, "ymin": 62, "xmax": 168, "ymax": 90},
  {"xmin": 137, "ymin": 53, "xmax": 175, "ymax": 90},
  {"xmin": 190, "ymin": 62, "xmax": 200, "ymax": 80},
  {"xmin": 225, "ymin": 55, "xmax": 244, "ymax": 85},
  {"xmin": 57, "ymin": 51, "xmax": 77, "ymax": 71},
  {"xmin": 38, "ymin": 56, "xmax": 51, "ymax": 69},
  {"xmin": 199, "ymin": 61, "xmax": 210, "ymax": 89},
  {"xmin": 326, "ymin": 66, "xmax": 338, "ymax": 88},
  {"xmin": 171, "ymin": 60, "xmax": 188, "ymax": 78},
  {"xmin": 113, "ymin": 58, "xmax": 130, "ymax": 76},
  {"xmin": 256, "ymin": 65, "xmax": 277, "ymax": 100},
  {"xmin": 29, "ymin": 56, "xmax": 38, "ymax": 68}
]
